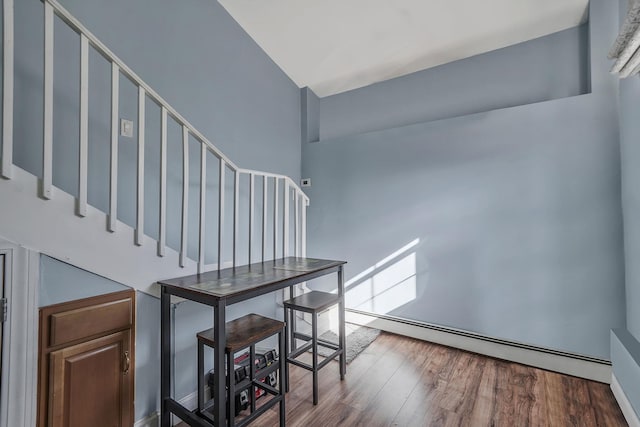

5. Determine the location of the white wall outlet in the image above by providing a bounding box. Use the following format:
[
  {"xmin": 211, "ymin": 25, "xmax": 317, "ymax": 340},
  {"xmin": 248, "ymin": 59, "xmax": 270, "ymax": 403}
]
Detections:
[
  {"xmin": 301, "ymin": 178, "xmax": 311, "ymax": 187},
  {"xmin": 120, "ymin": 119, "xmax": 134, "ymax": 138}
]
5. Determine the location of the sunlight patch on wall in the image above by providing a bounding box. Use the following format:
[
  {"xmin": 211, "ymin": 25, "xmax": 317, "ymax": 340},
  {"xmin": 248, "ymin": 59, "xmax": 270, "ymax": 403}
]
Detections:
[{"xmin": 345, "ymin": 239, "xmax": 419, "ymax": 314}]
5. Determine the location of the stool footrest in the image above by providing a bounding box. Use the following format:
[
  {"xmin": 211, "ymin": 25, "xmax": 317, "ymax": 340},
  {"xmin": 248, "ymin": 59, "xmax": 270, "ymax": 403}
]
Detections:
[
  {"xmin": 292, "ymin": 331, "xmax": 312, "ymax": 342},
  {"xmin": 254, "ymin": 380, "xmax": 279, "ymax": 396},
  {"xmin": 221, "ymin": 360, "xmax": 279, "ymax": 392},
  {"xmin": 200, "ymin": 394, "xmax": 284, "ymax": 427},
  {"xmin": 166, "ymin": 398, "xmax": 211, "ymax": 427},
  {"xmin": 289, "ymin": 341, "xmax": 313, "ymax": 359},
  {"xmin": 317, "ymin": 338, "xmax": 339, "ymax": 350},
  {"xmin": 293, "ymin": 332, "xmax": 339, "ymax": 350},
  {"xmin": 235, "ymin": 395, "xmax": 283, "ymax": 427},
  {"xmin": 292, "ymin": 331, "xmax": 340, "ymax": 350},
  {"xmin": 287, "ymin": 348, "xmax": 342, "ymax": 372},
  {"xmin": 289, "ymin": 335, "xmax": 340, "ymax": 358}
]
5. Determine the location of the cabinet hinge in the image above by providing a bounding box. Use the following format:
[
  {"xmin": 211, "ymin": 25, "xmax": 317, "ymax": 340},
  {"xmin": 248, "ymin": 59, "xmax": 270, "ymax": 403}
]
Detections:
[{"xmin": 0, "ymin": 298, "xmax": 6, "ymax": 323}]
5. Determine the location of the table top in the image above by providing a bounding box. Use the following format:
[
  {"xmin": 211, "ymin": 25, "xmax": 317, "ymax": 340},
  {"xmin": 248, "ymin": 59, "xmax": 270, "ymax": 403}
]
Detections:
[{"xmin": 158, "ymin": 257, "xmax": 346, "ymax": 303}]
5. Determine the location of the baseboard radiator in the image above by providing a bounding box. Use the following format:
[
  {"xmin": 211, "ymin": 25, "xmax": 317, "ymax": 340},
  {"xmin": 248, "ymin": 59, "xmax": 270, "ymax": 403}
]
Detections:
[{"xmin": 346, "ymin": 308, "xmax": 611, "ymax": 383}]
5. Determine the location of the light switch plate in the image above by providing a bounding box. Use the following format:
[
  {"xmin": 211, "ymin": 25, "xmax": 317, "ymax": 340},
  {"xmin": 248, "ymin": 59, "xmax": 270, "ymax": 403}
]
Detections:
[
  {"xmin": 301, "ymin": 178, "xmax": 311, "ymax": 187},
  {"xmin": 120, "ymin": 119, "xmax": 134, "ymax": 138}
]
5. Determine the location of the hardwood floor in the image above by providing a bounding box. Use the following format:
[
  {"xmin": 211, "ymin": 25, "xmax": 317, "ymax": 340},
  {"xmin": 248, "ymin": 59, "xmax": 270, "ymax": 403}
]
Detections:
[{"xmin": 181, "ymin": 332, "xmax": 627, "ymax": 426}]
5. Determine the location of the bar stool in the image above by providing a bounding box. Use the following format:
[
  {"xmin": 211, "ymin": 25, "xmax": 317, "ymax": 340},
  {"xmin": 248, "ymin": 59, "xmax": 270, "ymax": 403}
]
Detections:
[
  {"xmin": 283, "ymin": 291, "xmax": 345, "ymax": 405},
  {"xmin": 197, "ymin": 313, "xmax": 286, "ymax": 427}
]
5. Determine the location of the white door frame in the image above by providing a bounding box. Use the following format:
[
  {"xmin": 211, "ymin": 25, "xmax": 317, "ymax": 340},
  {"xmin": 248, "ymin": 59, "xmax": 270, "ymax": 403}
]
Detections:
[{"xmin": 0, "ymin": 239, "xmax": 38, "ymax": 427}]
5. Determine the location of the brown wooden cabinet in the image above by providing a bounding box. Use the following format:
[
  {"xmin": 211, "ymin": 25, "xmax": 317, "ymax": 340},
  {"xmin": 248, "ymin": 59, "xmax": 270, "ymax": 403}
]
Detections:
[{"xmin": 38, "ymin": 290, "xmax": 135, "ymax": 427}]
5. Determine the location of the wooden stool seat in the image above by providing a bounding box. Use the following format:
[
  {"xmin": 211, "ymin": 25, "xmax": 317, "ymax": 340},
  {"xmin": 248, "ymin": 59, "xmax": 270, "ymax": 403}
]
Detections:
[
  {"xmin": 197, "ymin": 313, "xmax": 285, "ymax": 426},
  {"xmin": 284, "ymin": 291, "xmax": 341, "ymax": 313},
  {"xmin": 197, "ymin": 313, "xmax": 285, "ymax": 351},
  {"xmin": 283, "ymin": 290, "xmax": 345, "ymax": 405}
]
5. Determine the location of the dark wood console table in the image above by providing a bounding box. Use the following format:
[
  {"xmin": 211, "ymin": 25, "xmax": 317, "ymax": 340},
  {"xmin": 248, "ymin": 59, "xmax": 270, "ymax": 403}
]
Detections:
[{"xmin": 157, "ymin": 257, "xmax": 347, "ymax": 427}]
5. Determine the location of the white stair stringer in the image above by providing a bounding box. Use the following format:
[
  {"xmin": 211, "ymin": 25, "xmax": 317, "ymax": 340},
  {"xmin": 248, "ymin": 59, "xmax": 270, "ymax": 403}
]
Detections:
[{"xmin": 0, "ymin": 165, "xmax": 197, "ymax": 297}]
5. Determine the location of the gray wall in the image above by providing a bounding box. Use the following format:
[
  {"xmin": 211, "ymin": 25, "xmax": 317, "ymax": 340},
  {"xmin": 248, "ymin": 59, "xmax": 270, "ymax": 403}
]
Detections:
[
  {"xmin": 319, "ymin": 24, "xmax": 589, "ymax": 141},
  {"xmin": 616, "ymin": 0, "xmax": 640, "ymax": 417},
  {"xmin": 619, "ymin": 46, "xmax": 640, "ymax": 345},
  {"xmin": 39, "ymin": 255, "xmax": 128, "ymax": 306},
  {"xmin": 303, "ymin": 0, "xmax": 625, "ymax": 360}
]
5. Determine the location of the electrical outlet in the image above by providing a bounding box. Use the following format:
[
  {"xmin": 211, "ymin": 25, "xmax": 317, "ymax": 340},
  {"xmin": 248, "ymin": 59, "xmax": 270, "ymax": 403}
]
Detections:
[
  {"xmin": 120, "ymin": 119, "xmax": 134, "ymax": 138},
  {"xmin": 301, "ymin": 178, "xmax": 311, "ymax": 187}
]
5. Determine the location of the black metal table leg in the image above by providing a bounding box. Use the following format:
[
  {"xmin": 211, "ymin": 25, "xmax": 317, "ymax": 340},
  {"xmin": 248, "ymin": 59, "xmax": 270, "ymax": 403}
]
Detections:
[
  {"xmin": 312, "ymin": 312, "xmax": 318, "ymax": 405},
  {"xmin": 213, "ymin": 302, "xmax": 227, "ymax": 427},
  {"xmin": 279, "ymin": 329, "xmax": 286, "ymax": 426},
  {"xmin": 338, "ymin": 266, "xmax": 346, "ymax": 379},
  {"xmin": 227, "ymin": 345, "xmax": 235, "ymax": 427},
  {"xmin": 198, "ymin": 337, "xmax": 205, "ymax": 413},
  {"xmin": 284, "ymin": 305, "xmax": 290, "ymax": 393},
  {"xmin": 161, "ymin": 288, "xmax": 172, "ymax": 427}
]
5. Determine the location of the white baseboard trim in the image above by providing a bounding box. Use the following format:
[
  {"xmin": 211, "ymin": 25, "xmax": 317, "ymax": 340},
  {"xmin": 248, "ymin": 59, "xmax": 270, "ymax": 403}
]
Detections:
[
  {"xmin": 133, "ymin": 389, "xmax": 201, "ymax": 427},
  {"xmin": 611, "ymin": 374, "xmax": 640, "ymax": 427},
  {"xmin": 346, "ymin": 310, "xmax": 611, "ymax": 383}
]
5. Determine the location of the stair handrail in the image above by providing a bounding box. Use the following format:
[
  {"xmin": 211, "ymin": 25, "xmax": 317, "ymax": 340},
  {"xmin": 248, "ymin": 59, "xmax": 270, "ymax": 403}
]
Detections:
[
  {"xmin": 40, "ymin": 0, "xmax": 308, "ymax": 202},
  {"xmin": 1, "ymin": 0, "xmax": 309, "ymax": 274}
]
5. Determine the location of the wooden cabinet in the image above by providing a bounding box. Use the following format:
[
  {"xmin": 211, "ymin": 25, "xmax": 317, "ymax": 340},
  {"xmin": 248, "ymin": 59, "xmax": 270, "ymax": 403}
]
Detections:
[{"xmin": 38, "ymin": 290, "xmax": 135, "ymax": 427}]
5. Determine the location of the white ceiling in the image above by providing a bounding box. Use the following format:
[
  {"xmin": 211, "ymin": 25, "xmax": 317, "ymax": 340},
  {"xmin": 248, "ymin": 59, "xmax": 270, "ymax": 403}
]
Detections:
[{"xmin": 218, "ymin": 0, "xmax": 589, "ymax": 97}]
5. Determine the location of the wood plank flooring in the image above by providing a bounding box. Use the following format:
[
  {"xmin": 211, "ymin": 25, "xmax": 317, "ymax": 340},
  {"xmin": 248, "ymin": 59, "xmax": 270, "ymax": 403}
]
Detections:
[{"xmin": 180, "ymin": 332, "xmax": 627, "ymax": 426}]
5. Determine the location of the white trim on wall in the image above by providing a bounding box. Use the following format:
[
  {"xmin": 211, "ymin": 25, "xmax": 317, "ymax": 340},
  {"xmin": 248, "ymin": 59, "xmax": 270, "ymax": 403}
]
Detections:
[
  {"xmin": 611, "ymin": 374, "xmax": 640, "ymax": 427},
  {"xmin": 0, "ymin": 239, "xmax": 39, "ymax": 427},
  {"xmin": 346, "ymin": 309, "xmax": 612, "ymax": 383}
]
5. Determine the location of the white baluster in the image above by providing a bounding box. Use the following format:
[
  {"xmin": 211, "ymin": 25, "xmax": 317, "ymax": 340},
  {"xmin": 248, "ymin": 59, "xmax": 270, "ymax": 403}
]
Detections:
[
  {"xmin": 135, "ymin": 87, "xmax": 146, "ymax": 246},
  {"xmin": 77, "ymin": 34, "xmax": 89, "ymax": 217},
  {"xmin": 108, "ymin": 62, "xmax": 119, "ymax": 232},
  {"xmin": 249, "ymin": 173, "xmax": 255, "ymax": 264},
  {"xmin": 198, "ymin": 145, "xmax": 207, "ymax": 272},
  {"xmin": 1, "ymin": 0, "xmax": 14, "ymax": 179},
  {"xmin": 42, "ymin": 2, "xmax": 54, "ymax": 200},
  {"xmin": 294, "ymin": 190, "xmax": 299, "ymax": 257},
  {"xmin": 233, "ymin": 170, "xmax": 239, "ymax": 267},
  {"xmin": 218, "ymin": 158, "xmax": 226, "ymax": 270},
  {"xmin": 158, "ymin": 106, "xmax": 168, "ymax": 255},
  {"xmin": 273, "ymin": 177, "xmax": 278, "ymax": 259},
  {"xmin": 262, "ymin": 176, "xmax": 268, "ymax": 262},
  {"xmin": 180, "ymin": 126, "xmax": 189, "ymax": 267},
  {"xmin": 302, "ymin": 198, "xmax": 307, "ymax": 257},
  {"xmin": 283, "ymin": 180, "xmax": 289, "ymax": 258}
]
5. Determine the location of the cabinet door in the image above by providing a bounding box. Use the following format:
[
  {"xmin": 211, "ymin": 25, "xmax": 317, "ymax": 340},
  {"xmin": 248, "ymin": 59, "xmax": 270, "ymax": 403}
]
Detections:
[{"xmin": 48, "ymin": 330, "xmax": 132, "ymax": 427}]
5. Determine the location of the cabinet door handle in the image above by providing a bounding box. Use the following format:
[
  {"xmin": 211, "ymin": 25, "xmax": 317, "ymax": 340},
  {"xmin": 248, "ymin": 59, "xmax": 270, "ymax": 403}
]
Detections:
[{"xmin": 123, "ymin": 351, "xmax": 130, "ymax": 374}]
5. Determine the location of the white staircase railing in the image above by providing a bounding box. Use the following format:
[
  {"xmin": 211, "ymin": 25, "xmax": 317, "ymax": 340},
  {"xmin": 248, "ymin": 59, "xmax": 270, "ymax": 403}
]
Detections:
[{"xmin": 1, "ymin": 0, "xmax": 308, "ymax": 277}]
